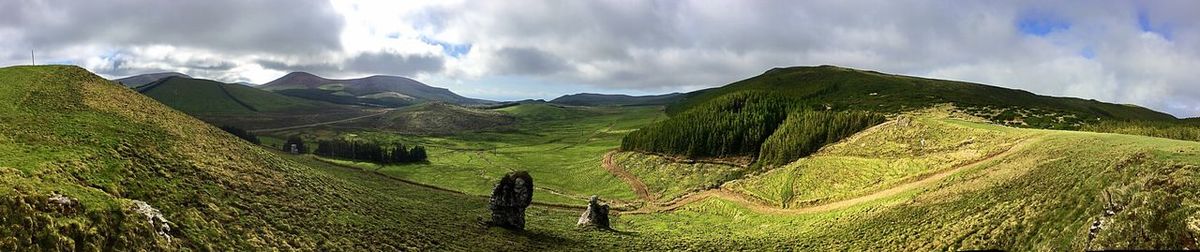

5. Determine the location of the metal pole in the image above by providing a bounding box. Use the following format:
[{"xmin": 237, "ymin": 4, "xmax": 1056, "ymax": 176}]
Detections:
[{"xmin": 31, "ymin": 50, "xmax": 35, "ymax": 65}]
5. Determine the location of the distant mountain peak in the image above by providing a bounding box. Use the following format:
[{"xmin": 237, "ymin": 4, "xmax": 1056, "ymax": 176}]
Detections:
[{"xmin": 259, "ymin": 72, "xmax": 493, "ymax": 105}]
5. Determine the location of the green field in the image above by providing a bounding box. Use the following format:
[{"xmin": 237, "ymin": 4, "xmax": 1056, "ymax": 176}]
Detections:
[
  {"xmin": 5, "ymin": 65, "xmax": 1199, "ymax": 250},
  {"xmin": 273, "ymin": 103, "xmax": 666, "ymax": 207}
]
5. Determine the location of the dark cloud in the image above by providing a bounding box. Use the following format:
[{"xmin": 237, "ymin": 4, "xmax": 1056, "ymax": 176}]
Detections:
[
  {"xmin": 258, "ymin": 52, "xmax": 444, "ymax": 77},
  {"xmin": 2, "ymin": 0, "xmax": 343, "ymax": 55}
]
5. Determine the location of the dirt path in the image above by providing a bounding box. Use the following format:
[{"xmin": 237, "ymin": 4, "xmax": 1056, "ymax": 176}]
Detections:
[
  {"xmin": 602, "ymin": 150, "xmax": 654, "ymax": 203},
  {"xmin": 249, "ymin": 109, "xmax": 391, "ymax": 133},
  {"xmin": 620, "ymin": 138, "xmax": 1037, "ymax": 215}
]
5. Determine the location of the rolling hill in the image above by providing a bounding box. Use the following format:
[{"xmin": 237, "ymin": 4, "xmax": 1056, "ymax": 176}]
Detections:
[
  {"xmin": 550, "ymin": 93, "xmax": 682, "ymax": 107},
  {"xmin": 259, "ymin": 72, "xmax": 492, "ymax": 106},
  {"xmin": 135, "ymin": 76, "xmax": 374, "ymax": 129},
  {"xmin": 113, "ymin": 72, "xmax": 190, "ymax": 88},
  {"xmin": 327, "ymin": 102, "xmax": 516, "ymax": 134},
  {"xmin": 669, "ymin": 65, "xmax": 1176, "ymax": 128},
  {"xmin": 137, "ymin": 76, "xmax": 324, "ymax": 114},
  {"xmin": 0, "ymin": 65, "xmax": 637, "ymax": 250}
]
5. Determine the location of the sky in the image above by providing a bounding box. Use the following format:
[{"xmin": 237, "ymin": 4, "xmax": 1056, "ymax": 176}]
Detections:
[{"xmin": 2, "ymin": 0, "xmax": 1198, "ymax": 117}]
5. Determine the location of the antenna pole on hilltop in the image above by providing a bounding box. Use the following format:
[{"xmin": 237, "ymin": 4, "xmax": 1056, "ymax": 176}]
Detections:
[{"xmin": 31, "ymin": 50, "xmax": 35, "ymax": 65}]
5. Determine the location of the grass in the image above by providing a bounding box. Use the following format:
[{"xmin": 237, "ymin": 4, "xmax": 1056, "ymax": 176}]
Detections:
[
  {"xmin": 137, "ymin": 76, "xmax": 375, "ymax": 130},
  {"xmin": 618, "ymin": 117, "xmax": 1200, "ymax": 250},
  {"xmin": 612, "ymin": 152, "xmax": 746, "ymax": 203},
  {"xmin": 5, "ymin": 65, "xmax": 1199, "ymax": 250},
  {"xmin": 727, "ymin": 116, "xmax": 1031, "ymax": 207},
  {"xmin": 270, "ymin": 104, "xmax": 668, "ymax": 206}
]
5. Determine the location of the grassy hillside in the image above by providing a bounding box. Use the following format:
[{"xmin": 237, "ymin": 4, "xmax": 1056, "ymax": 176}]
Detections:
[
  {"xmin": 495, "ymin": 103, "xmax": 600, "ymax": 121},
  {"xmin": 113, "ymin": 72, "xmax": 190, "ymax": 88},
  {"xmin": 261, "ymin": 72, "xmax": 492, "ymax": 106},
  {"xmin": 0, "ymin": 65, "xmax": 628, "ymax": 250},
  {"xmin": 669, "ymin": 65, "xmax": 1176, "ymax": 128},
  {"xmin": 325, "ymin": 102, "xmax": 517, "ymax": 135},
  {"xmin": 135, "ymin": 76, "xmax": 375, "ymax": 130},
  {"xmin": 137, "ymin": 76, "xmax": 323, "ymax": 115},
  {"xmin": 550, "ymin": 93, "xmax": 682, "ymax": 107},
  {"xmin": 614, "ymin": 111, "xmax": 1200, "ymax": 250}
]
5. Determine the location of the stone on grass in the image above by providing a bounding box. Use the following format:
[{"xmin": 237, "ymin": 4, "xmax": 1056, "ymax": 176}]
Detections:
[
  {"xmin": 577, "ymin": 195, "xmax": 610, "ymax": 229},
  {"xmin": 489, "ymin": 171, "xmax": 534, "ymax": 230}
]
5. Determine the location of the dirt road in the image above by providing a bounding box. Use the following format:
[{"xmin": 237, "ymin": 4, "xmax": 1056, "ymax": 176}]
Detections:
[{"xmin": 617, "ymin": 138, "xmax": 1036, "ymax": 215}]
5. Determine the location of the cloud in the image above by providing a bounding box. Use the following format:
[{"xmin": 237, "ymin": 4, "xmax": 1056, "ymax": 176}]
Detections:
[
  {"xmin": 2, "ymin": 0, "xmax": 344, "ymax": 55},
  {"xmin": 1, "ymin": 0, "xmax": 1199, "ymax": 117}
]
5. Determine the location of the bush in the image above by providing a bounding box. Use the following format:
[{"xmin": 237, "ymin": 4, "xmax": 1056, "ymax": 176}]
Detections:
[
  {"xmin": 314, "ymin": 139, "xmax": 428, "ymax": 164},
  {"xmin": 218, "ymin": 126, "xmax": 260, "ymax": 145}
]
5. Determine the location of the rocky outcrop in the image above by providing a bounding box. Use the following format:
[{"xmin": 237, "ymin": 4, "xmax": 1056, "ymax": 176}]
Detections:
[
  {"xmin": 131, "ymin": 200, "xmax": 173, "ymax": 241},
  {"xmin": 46, "ymin": 192, "xmax": 80, "ymax": 214},
  {"xmin": 577, "ymin": 195, "xmax": 610, "ymax": 229},
  {"xmin": 488, "ymin": 171, "xmax": 534, "ymax": 230}
]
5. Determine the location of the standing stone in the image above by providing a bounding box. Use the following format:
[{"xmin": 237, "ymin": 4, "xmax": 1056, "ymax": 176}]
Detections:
[
  {"xmin": 489, "ymin": 171, "xmax": 534, "ymax": 230},
  {"xmin": 577, "ymin": 195, "xmax": 610, "ymax": 229}
]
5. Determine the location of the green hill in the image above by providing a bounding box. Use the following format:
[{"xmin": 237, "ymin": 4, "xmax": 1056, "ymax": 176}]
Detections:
[
  {"xmin": 0, "ymin": 65, "xmax": 628, "ymax": 250},
  {"xmin": 494, "ymin": 103, "xmax": 600, "ymax": 121},
  {"xmin": 137, "ymin": 76, "xmax": 324, "ymax": 115},
  {"xmin": 550, "ymin": 93, "xmax": 682, "ymax": 107},
  {"xmin": 327, "ymin": 102, "xmax": 516, "ymax": 134},
  {"xmin": 135, "ymin": 76, "xmax": 376, "ymax": 130},
  {"xmin": 113, "ymin": 72, "xmax": 190, "ymax": 88},
  {"xmin": 669, "ymin": 65, "xmax": 1176, "ymax": 128},
  {"xmin": 260, "ymin": 72, "xmax": 493, "ymax": 106}
]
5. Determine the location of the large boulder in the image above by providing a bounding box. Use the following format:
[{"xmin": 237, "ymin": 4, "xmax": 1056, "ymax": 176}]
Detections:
[
  {"xmin": 488, "ymin": 171, "xmax": 534, "ymax": 230},
  {"xmin": 577, "ymin": 195, "xmax": 610, "ymax": 229}
]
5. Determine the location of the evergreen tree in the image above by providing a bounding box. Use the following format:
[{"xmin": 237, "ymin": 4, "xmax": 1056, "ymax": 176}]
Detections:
[{"xmin": 218, "ymin": 126, "xmax": 260, "ymax": 145}]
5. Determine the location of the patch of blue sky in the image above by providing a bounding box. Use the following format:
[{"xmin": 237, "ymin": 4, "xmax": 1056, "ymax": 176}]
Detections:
[
  {"xmin": 1079, "ymin": 47, "xmax": 1095, "ymax": 59},
  {"xmin": 1137, "ymin": 9, "xmax": 1172, "ymax": 40},
  {"xmin": 419, "ymin": 36, "xmax": 471, "ymax": 58},
  {"xmin": 1016, "ymin": 11, "xmax": 1070, "ymax": 37}
]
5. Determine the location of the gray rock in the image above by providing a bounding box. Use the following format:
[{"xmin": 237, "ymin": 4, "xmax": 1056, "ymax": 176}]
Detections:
[
  {"xmin": 131, "ymin": 200, "xmax": 173, "ymax": 241},
  {"xmin": 577, "ymin": 195, "xmax": 610, "ymax": 229},
  {"xmin": 489, "ymin": 171, "xmax": 533, "ymax": 230},
  {"xmin": 47, "ymin": 192, "xmax": 80, "ymax": 214}
]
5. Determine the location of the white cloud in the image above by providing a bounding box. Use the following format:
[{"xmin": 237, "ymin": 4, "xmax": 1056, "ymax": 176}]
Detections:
[{"xmin": 1, "ymin": 0, "xmax": 1198, "ymax": 116}]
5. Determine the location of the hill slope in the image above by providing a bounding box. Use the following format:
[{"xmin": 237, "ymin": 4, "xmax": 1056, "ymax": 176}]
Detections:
[
  {"xmin": 137, "ymin": 76, "xmax": 325, "ymax": 115},
  {"xmin": 113, "ymin": 72, "xmax": 191, "ymax": 88},
  {"xmin": 328, "ymin": 102, "xmax": 516, "ymax": 134},
  {"xmin": 0, "ymin": 65, "xmax": 624, "ymax": 250},
  {"xmin": 669, "ymin": 65, "xmax": 1175, "ymax": 128},
  {"xmin": 550, "ymin": 93, "xmax": 682, "ymax": 106},
  {"xmin": 260, "ymin": 72, "xmax": 492, "ymax": 106}
]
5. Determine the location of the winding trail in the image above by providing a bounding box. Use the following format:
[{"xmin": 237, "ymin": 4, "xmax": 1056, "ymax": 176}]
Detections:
[
  {"xmin": 602, "ymin": 150, "xmax": 654, "ymax": 203},
  {"xmin": 249, "ymin": 109, "xmax": 392, "ymax": 133},
  {"xmin": 614, "ymin": 138, "xmax": 1037, "ymax": 215}
]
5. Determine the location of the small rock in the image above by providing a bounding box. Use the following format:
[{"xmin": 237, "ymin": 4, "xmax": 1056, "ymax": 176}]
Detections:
[
  {"xmin": 47, "ymin": 192, "xmax": 80, "ymax": 214},
  {"xmin": 577, "ymin": 195, "xmax": 610, "ymax": 230},
  {"xmin": 131, "ymin": 200, "xmax": 173, "ymax": 241},
  {"xmin": 488, "ymin": 171, "xmax": 533, "ymax": 230}
]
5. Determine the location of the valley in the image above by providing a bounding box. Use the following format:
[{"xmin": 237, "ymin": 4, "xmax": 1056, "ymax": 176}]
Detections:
[{"xmin": 2, "ymin": 65, "xmax": 1198, "ymax": 250}]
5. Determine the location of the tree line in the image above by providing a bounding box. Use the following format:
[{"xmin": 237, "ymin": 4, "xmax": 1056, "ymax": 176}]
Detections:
[
  {"xmin": 756, "ymin": 110, "xmax": 885, "ymax": 166},
  {"xmin": 219, "ymin": 126, "xmax": 260, "ymax": 145},
  {"xmin": 621, "ymin": 91, "xmax": 805, "ymax": 158},
  {"xmin": 314, "ymin": 139, "xmax": 428, "ymax": 164},
  {"xmin": 1081, "ymin": 120, "xmax": 1200, "ymax": 142},
  {"xmin": 621, "ymin": 91, "xmax": 884, "ymax": 167}
]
